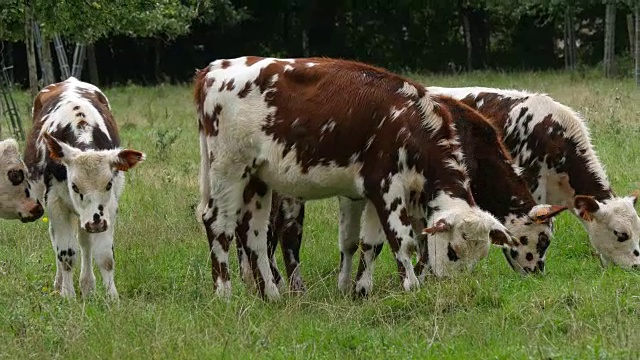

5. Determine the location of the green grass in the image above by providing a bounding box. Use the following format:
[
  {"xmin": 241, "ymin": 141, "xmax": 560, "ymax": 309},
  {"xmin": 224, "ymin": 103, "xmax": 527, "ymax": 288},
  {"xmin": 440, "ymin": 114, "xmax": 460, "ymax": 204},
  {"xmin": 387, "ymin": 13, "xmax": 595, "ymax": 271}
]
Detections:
[{"xmin": 1, "ymin": 71, "xmax": 639, "ymax": 359}]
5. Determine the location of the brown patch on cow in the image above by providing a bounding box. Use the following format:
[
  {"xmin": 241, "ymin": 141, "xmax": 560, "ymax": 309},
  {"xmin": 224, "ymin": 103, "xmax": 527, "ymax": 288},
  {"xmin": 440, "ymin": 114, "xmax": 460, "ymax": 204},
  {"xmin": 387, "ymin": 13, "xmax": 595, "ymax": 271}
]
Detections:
[
  {"xmin": 436, "ymin": 95, "xmax": 536, "ymax": 221},
  {"xmin": 77, "ymin": 120, "xmax": 88, "ymax": 129},
  {"xmin": 101, "ymin": 257, "xmax": 114, "ymax": 271},
  {"xmin": 220, "ymin": 60, "xmax": 231, "ymax": 69},
  {"xmin": 113, "ymin": 150, "xmax": 145, "ymax": 171},
  {"xmin": 245, "ymin": 56, "xmax": 263, "ymax": 66},
  {"xmin": 238, "ymin": 81, "xmax": 253, "ymax": 98}
]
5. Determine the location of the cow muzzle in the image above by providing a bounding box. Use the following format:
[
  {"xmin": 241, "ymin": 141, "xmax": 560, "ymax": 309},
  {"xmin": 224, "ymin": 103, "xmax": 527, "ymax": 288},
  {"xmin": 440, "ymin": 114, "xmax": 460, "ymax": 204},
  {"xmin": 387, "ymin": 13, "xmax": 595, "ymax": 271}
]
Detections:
[
  {"xmin": 20, "ymin": 202, "xmax": 44, "ymax": 223},
  {"xmin": 84, "ymin": 219, "xmax": 108, "ymax": 233}
]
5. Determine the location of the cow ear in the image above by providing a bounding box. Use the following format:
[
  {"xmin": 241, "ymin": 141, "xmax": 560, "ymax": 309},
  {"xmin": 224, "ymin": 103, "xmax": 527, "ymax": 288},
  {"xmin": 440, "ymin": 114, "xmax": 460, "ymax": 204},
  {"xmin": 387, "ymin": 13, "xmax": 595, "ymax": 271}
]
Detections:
[
  {"xmin": 573, "ymin": 195, "xmax": 600, "ymax": 222},
  {"xmin": 42, "ymin": 133, "xmax": 80, "ymax": 163},
  {"xmin": 112, "ymin": 149, "xmax": 145, "ymax": 171},
  {"xmin": 422, "ymin": 218, "xmax": 451, "ymax": 235},
  {"xmin": 528, "ymin": 204, "xmax": 569, "ymax": 224},
  {"xmin": 629, "ymin": 191, "xmax": 639, "ymax": 206},
  {"xmin": 489, "ymin": 229, "xmax": 517, "ymax": 248}
]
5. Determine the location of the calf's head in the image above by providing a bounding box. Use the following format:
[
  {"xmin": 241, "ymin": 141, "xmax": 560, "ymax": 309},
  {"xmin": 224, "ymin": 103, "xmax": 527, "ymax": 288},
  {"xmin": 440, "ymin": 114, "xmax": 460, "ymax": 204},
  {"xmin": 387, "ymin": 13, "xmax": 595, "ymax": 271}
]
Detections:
[
  {"xmin": 501, "ymin": 204, "xmax": 568, "ymax": 274},
  {"xmin": 422, "ymin": 202, "xmax": 517, "ymax": 277},
  {"xmin": 0, "ymin": 139, "xmax": 44, "ymax": 222},
  {"xmin": 43, "ymin": 133, "xmax": 145, "ymax": 233},
  {"xmin": 573, "ymin": 194, "xmax": 640, "ymax": 269}
]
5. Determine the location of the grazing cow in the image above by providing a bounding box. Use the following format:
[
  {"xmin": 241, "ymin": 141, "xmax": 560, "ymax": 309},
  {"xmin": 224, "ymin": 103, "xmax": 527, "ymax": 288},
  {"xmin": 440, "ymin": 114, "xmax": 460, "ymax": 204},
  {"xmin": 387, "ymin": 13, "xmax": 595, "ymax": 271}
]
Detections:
[
  {"xmin": 427, "ymin": 86, "xmax": 640, "ymax": 269},
  {"xmin": 24, "ymin": 77, "xmax": 145, "ymax": 299},
  {"xmin": 194, "ymin": 56, "xmax": 515, "ymax": 300},
  {"xmin": 0, "ymin": 138, "xmax": 43, "ymax": 222},
  {"xmin": 263, "ymin": 96, "xmax": 568, "ymax": 293}
]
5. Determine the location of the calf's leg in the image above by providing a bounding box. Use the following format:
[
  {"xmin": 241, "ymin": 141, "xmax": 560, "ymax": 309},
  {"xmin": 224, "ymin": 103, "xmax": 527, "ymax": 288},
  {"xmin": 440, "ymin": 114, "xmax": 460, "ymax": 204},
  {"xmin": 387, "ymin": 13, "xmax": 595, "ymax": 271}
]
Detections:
[
  {"xmin": 48, "ymin": 202, "xmax": 79, "ymax": 299},
  {"xmin": 338, "ymin": 197, "xmax": 366, "ymax": 293}
]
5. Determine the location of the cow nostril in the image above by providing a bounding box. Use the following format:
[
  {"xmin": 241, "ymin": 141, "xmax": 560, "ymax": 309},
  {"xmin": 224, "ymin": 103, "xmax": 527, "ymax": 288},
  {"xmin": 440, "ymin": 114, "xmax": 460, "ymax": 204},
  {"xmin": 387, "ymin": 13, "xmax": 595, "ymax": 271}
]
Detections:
[
  {"xmin": 633, "ymin": 264, "xmax": 639, "ymax": 269},
  {"xmin": 537, "ymin": 260, "xmax": 545, "ymax": 273},
  {"xmin": 93, "ymin": 213, "xmax": 101, "ymax": 223}
]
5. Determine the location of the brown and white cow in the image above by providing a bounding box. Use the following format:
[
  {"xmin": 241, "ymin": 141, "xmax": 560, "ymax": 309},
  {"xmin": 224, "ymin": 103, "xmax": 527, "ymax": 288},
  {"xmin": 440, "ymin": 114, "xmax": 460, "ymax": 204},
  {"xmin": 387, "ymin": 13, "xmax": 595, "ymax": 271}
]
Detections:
[
  {"xmin": 263, "ymin": 96, "xmax": 568, "ymax": 294},
  {"xmin": 427, "ymin": 86, "xmax": 640, "ymax": 269},
  {"xmin": 0, "ymin": 138, "xmax": 43, "ymax": 222},
  {"xmin": 194, "ymin": 56, "xmax": 515, "ymax": 300},
  {"xmin": 24, "ymin": 77, "xmax": 145, "ymax": 299}
]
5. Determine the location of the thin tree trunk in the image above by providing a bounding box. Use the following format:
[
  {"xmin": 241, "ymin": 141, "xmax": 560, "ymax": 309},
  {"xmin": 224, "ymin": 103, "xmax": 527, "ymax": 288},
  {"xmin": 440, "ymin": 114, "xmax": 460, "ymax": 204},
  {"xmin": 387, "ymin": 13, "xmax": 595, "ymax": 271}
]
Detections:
[
  {"xmin": 628, "ymin": 14, "xmax": 635, "ymax": 56},
  {"xmin": 634, "ymin": 0, "xmax": 640, "ymax": 87},
  {"xmin": 462, "ymin": 11, "xmax": 472, "ymax": 71},
  {"xmin": 154, "ymin": 38, "xmax": 162, "ymax": 83},
  {"xmin": 302, "ymin": 29, "xmax": 309, "ymax": 57},
  {"xmin": 87, "ymin": 43, "xmax": 99, "ymax": 85},
  {"xmin": 41, "ymin": 38, "xmax": 55, "ymax": 85},
  {"xmin": 24, "ymin": 0, "xmax": 38, "ymax": 99},
  {"xmin": 565, "ymin": 5, "xmax": 577, "ymax": 70},
  {"xmin": 603, "ymin": 0, "xmax": 616, "ymax": 78}
]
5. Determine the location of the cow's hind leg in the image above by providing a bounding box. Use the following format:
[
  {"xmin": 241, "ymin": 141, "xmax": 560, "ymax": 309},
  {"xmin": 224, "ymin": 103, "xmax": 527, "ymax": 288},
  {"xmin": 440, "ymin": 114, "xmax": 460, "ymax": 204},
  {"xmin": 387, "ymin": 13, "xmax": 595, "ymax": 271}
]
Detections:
[
  {"xmin": 48, "ymin": 203, "xmax": 79, "ymax": 299},
  {"xmin": 278, "ymin": 196, "xmax": 305, "ymax": 293},
  {"xmin": 353, "ymin": 201, "xmax": 384, "ymax": 297},
  {"xmin": 338, "ymin": 197, "xmax": 365, "ymax": 293},
  {"xmin": 201, "ymin": 176, "xmax": 247, "ymax": 300},
  {"xmin": 236, "ymin": 177, "xmax": 279, "ymax": 300}
]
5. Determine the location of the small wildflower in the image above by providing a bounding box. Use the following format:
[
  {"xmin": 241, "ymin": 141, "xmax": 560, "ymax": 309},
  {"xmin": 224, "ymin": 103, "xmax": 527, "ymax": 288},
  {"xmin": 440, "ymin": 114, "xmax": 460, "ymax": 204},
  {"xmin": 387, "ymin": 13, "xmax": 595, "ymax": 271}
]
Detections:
[{"xmin": 42, "ymin": 217, "xmax": 49, "ymax": 223}]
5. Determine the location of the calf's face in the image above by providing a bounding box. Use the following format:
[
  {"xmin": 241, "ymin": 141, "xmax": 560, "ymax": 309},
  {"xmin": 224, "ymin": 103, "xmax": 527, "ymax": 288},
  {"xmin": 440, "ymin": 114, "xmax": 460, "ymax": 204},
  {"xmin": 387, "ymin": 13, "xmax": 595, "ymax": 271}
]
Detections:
[
  {"xmin": 501, "ymin": 204, "xmax": 568, "ymax": 274},
  {"xmin": 43, "ymin": 133, "xmax": 145, "ymax": 233},
  {"xmin": 574, "ymin": 195, "xmax": 640, "ymax": 269},
  {"xmin": 423, "ymin": 206, "xmax": 517, "ymax": 277},
  {"xmin": 0, "ymin": 139, "xmax": 44, "ymax": 222}
]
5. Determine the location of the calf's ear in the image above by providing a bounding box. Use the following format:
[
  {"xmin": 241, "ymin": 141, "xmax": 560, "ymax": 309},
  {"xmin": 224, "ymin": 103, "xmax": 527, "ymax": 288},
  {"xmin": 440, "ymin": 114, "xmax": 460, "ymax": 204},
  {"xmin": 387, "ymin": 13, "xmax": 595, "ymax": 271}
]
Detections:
[
  {"xmin": 528, "ymin": 204, "xmax": 569, "ymax": 224},
  {"xmin": 422, "ymin": 218, "xmax": 451, "ymax": 235},
  {"xmin": 489, "ymin": 229, "xmax": 517, "ymax": 248},
  {"xmin": 112, "ymin": 149, "xmax": 146, "ymax": 171},
  {"xmin": 573, "ymin": 195, "xmax": 600, "ymax": 222},
  {"xmin": 42, "ymin": 133, "xmax": 80, "ymax": 163}
]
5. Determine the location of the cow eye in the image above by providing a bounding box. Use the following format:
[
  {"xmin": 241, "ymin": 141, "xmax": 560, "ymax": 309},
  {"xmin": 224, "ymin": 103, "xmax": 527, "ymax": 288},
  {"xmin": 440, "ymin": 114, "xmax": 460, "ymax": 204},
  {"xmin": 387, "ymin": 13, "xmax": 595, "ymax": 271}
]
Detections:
[
  {"xmin": 614, "ymin": 230, "xmax": 629, "ymax": 242},
  {"xmin": 106, "ymin": 181, "xmax": 112, "ymax": 191},
  {"xmin": 7, "ymin": 169, "xmax": 24, "ymax": 185},
  {"xmin": 72, "ymin": 183, "xmax": 80, "ymax": 194}
]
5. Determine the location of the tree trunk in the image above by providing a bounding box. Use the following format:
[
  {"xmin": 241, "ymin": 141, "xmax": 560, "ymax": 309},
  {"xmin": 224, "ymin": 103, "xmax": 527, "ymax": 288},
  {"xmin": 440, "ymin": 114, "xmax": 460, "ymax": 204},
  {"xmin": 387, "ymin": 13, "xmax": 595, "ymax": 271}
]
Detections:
[
  {"xmin": 628, "ymin": 14, "xmax": 635, "ymax": 56},
  {"xmin": 302, "ymin": 29, "xmax": 309, "ymax": 57},
  {"xmin": 634, "ymin": 0, "xmax": 640, "ymax": 87},
  {"xmin": 24, "ymin": 0, "xmax": 38, "ymax": 99},
  {"xmin": 41, "ymin": 38, "xmax": 55, "ymax": 85},
  {"xmin": 0, "ymin": 42, "xmax": 14, "ymax": 83},
  {"xmin": 462, "ymin": 9, "xmax": 473, "ymax": 71},
  {"xmin": 87, "ymin": 43, "xmax": 99, "ymax": 85},
  {"xmin": 603, "ymin": 0, "xmax": 616, "ymax": 78},
  {"xmin": 154, "ymin": 38, "xmax": 162, "ymax": 83},
  {"xmin": 564, "ymin": 5, "xmax": 577, "ymax": 70},
  {"xmin": 459, "ymin": 3, "xmax": 489, "ymax": 69}
]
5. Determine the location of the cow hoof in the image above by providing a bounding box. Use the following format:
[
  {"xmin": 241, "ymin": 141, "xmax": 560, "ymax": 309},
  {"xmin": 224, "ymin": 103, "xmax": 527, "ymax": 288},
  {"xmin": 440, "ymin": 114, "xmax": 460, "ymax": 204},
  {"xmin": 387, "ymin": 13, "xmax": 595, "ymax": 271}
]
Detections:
[
  {"xmin": 337, "ymin": 274, "xmax": 351, "ymax": 294},
  {"xmin": 263, "ymin": 282, "xmax": 281, "ymax": 301},
  {"xmin": 402, "ymin": 275, "xmax": 420, "ymax": 292},
  {"xmin": 288, "ymin": 276, "xmax": 306, "ymax": 294},
  {"xmin": 215, "ymin": 280, "xmax": 232, "ymax": 300}
]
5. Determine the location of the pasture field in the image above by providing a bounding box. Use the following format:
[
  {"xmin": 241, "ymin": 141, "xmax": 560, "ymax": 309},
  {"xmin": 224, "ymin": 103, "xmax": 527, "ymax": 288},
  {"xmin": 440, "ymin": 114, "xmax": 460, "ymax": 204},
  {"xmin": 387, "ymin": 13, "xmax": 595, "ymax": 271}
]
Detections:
[{"xmin": 1, "ymin": 71, "xmax": 639, "ymax": 359}]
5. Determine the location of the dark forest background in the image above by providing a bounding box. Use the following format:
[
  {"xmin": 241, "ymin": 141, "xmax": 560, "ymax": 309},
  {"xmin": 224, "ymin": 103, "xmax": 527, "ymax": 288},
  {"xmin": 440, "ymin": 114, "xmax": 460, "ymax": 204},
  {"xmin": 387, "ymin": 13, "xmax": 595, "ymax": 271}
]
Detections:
[{"xmin": 1, "ymin": 0, "xmax": 639, "ymax": 88}]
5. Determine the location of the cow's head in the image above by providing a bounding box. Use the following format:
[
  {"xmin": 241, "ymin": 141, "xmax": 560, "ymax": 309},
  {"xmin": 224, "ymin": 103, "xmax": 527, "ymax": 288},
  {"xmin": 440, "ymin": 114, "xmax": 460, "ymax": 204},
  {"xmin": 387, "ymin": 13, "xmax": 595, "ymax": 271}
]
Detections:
[
  {"xmin": 501, "ymin": 204, "xmax": 568, "ymax": 274},
  {"xmin": 43, "ymin": 133, "xmax": 145, "ymax": 233},
  {"xmin": 573, "ymin": 194, "xmax": 640, "ymax": 269},
  {"xmin": 0, "ymin": 139, "xmax": 44, "ymax": 222},
  {"xmin": 422, "ymin": 201, "xmax": 517, "ymax": 277}
]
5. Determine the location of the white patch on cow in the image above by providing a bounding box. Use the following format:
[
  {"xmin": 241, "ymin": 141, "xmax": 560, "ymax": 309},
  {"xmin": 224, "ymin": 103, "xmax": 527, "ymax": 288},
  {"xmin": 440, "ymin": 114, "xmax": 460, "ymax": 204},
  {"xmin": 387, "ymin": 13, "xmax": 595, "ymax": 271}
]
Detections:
[
  {"xmin": 321, "ymin": 119, "xmax": 336, "ymax": 133},
  {"xmin": 284, "ymin": 64, "xmax": 294, "ymax": 71},
  {"xmin": 398, "ymin": 82, "xmax": 419, "ymax": 97},
  {"xmin": 390, "ymin": 106, "xmax": 407, "ymax": 120},
  {"xmin": 476, "ymin": 98, "xmax": 484, "ymax": 107},
  {"xmin": 365, "ymin": 135, "xmax": 376, "ymax": 151},
  {"xmin": 377, "ymin": 116, "xmax": 387, "ymax": 129}
]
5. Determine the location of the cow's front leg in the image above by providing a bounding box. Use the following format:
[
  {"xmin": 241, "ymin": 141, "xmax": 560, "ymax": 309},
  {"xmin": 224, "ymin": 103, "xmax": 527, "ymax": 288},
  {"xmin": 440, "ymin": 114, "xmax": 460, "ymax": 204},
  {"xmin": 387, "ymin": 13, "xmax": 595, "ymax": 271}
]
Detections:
[
  {"xmin": 77, "ymin": 227, "xmax": 96, "ymax": 298},
  {"xmin": 236, "ymin": 177, "xmax": 279, "ymax": 301},
  {"xmin": 48, "ymin": 202, "xmax": 79, "ymax": 299},
  {"xmin": 338, "ymin": 197, "xmax": 365, "ymax": 293},
  {"xmin": 92, "ymin": 222, "xmax": 118, "ymax": 300},
  {"xmin": 372, "ymin": 187, "xmax": 420, "ymax": 292}
]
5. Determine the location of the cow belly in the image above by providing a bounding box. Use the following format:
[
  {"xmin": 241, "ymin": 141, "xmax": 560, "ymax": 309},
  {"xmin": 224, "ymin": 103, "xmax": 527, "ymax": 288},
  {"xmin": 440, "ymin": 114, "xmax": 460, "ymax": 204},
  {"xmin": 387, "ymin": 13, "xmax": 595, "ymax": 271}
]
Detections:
[{"xmin": 257, "ymin": 153, "xmax": 363, "ymax": 201}]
